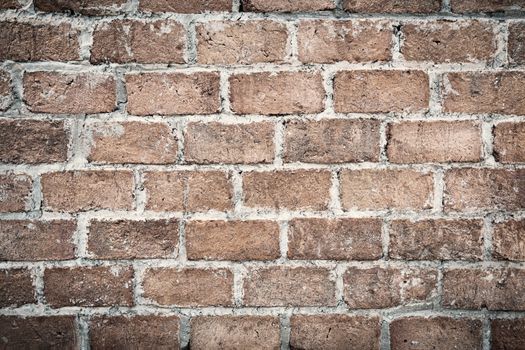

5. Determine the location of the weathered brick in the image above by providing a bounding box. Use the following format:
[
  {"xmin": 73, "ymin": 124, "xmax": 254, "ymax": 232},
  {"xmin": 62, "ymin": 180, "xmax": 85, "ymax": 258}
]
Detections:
[
  {"xmin": 140, "ymin": 0, "xmax": 232, "ymax": 13},
  {"xmin": 284, "ymin": 119, "xmax": 380, "ymax": 163},
  {"xmin": 243, "ymin": 266, "xmax": 336, "ymax": 306},
  {"xmin": 126, "ymin": 72, "xmax": 220, "ymax": 116},
  {"xmin": 242, "ymin": 0, "xmax": 335, "ymax": 12},
  {"xmin": 0, "ymin": 0, "xmax": 22, "ymax": 9},
  {"xmin": 186, "ymin": 220, "xmax": 280, "ymax": 261},
  {"xmin": 443, "ymin": 72, "xmax": 525, "ymax": 115},
  {"xmin": 0, "ymin": 220, "xmax": 76, "ymax": 261},
  {"xmin": 184, "ymin": 122, "xmax": 274, "ymax": 164},
  {"xmin": 44, "ymin": 266, "xmax": 133, "ymax": 307},
  {"xmin": 34, "ymin": 0, "xmax": 128, "ymax": 15},
  {"xmin": 0, "ymin": 21, "xmax": 80, "ymax": 62},
  {"xmin": 444, "ymin": 169, "xmax": 525, "ymax": 212},
  {"xmin": 0, "ymin": 120, "xmax": 68, "ymax": 164},
  {"xmin": 340, "ymin": 169, "xmax": 434, "ymax": 211},
  {"xmin": 492, "ymin": 318, "xmax": 525, "ymax": 350},
  {"xmin": 509, "ymin": 22, "xmax": 525, "ymax": 65},
  {"xmin": 144, "ymin": 171, "xmax": 233, "ymax": 212},
  {"xmin": 41, "ymin": 170, "xmax": 134, "ymax": 212},
  {"xmin": 451, "ymin": 0, "xmax": 525, "ymax": 13},
  {"xmin": 142, "ymin": 267, "xmax": 233, "ymax": 306},
  {"xmin": 0, "ymin": 173, "xmax": 32, "ymax": 212},
  {"xmin": 0, "ymin": 69, "xmax": 11, "ymax": 111},
  {"xmin": 87, "ymin": 219, "xmax": 179, "ymax": 259},
  {"xmin": 334, "ymin": 70, "xmax": 429, "ymax": 113},
  {"xmin": 290, "ymin": 315, "xmax": 381, "ymax": 350},
  {"xmin": 190, "ymin": 316, "xmax": 280, "ymax": 350},
  {"xmin": 87, "ymin": 121, "xmax": 177, "ymax": 164},
  {"xmin": 24, "ymin": 72, "xmax": 116, "ymax": 114},
  {"xmin": 243, "ymin": 170, "xmax": 332, "ymax": 210},
  {"xmin": 493, "ymin": 219, "xmax": 525, "ymax": 261},
  {"xmin": 91, "ymin": 19, "xmax": 185, "ymax": 64},
  {"xmin": 196, "ymin": 20, "xmax": 288, "ymax": 64},
  {"xmin": 343, "ymin": 0, "xmax": 441, "ymax": 13},
  {"xmin": 297, "ymin": 20, "xmax": 392, "ymax": 63},
  {"xmin": 390, "ymin": 317, "xmax": 483, "ymax": 350},
  {"xmin": 493, "ymin": 122, "xmax": 525, "ymax": 163},
  {"xmin": 288, "ymin": 218, "xmax": 383, "ymax": 260},
  {"xmin": 389, "ymin": 219, "xmax": 484, "ymax": 261},
  {"xmin": 0, "ymin": 269, "xmax": 35, "ymax": 307},
  {"xmin": 230, "ymin": 72, "xmax": 325, "ymax": 115},
  {"xmin": 343, "ymin": 266, "xmax": 438, "ymax": 308},
  {"xmin": 387, "ymin": 121, "xmax": 482, "ymax": 163}
]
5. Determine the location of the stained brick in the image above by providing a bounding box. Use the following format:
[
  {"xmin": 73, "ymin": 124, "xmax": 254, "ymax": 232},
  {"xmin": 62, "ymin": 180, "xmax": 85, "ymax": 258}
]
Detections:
[
  {"xmin": 0, "ymin": 69, "xmax": 11, "ymax": 111},
  {"xmin": 242, "ymin": 0, "xmax": 335, "ymax": 12},
  {"xmin": 34, "ymin": 0, "xmax": 127, "ymax": 15},
  {"xmin": 493, "ymin": 219, "xmax": 525, "ymax": 261},
  {"xmin": 509, "ymin": 22, "xmax": 525, "ymax": 65},
  {"xmin": 492, "ymin": 318, "xmax": 525, "ymax": 350},
  {"xmin": 0, "ymin": 173, "xmax": 32, "ymax": 212},
  {"xmin": 140, "ymin": 0, "xmax": 232, "ymax": 13}
]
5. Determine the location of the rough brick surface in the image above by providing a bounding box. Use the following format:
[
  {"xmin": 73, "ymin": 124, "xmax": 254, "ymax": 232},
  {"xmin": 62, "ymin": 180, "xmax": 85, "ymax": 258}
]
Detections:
[
  {"xmin": 0, "ymin": 69, "xmax": 11, "ymax": 111},
  {"xmin": 450, "ymin": 0, "xmax": 525, "ymax": 13},
  {"xmin": 34, "ymin": 0, "xmax": 127, "ymax": 15},
  {"xmin": 509, "ymin": 22, "xmax": 525, "ymax": 65},
  {"xmin": 140, "ymin": 0, "xmax": 232, "ymax": 13},
  {"xmin": 491, "ymin": 318, "xmax": 525, "ymax": 350},
  {"xmin": 343, "ymin": 0, "xmax": 441, "ymax": 13},
  {"xmin": 0, "ymin": 269, "xmax": 35, "ymax": 307},
  {"xmin": 0, "ymin": 0, "xmax": 22, "ymax": 9},
  {"xmin": 493, "ymin": 122, "xmax": 525, "ymax": 163},
  {"xmin": 242, "ymin": 0, "xmax": 335, "ymax": 12},
  {"xmin": 0, "ymin": 174, "xmax": 32, "ymax": 212},
  {"xmin": 493, "ymin": 219, "xmax": 525, "ymax": 261}
]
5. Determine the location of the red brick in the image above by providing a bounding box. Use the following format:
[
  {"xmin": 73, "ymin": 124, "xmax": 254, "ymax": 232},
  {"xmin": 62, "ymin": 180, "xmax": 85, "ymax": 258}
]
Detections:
[
  {"xmin": 44, "ymin": 265, "xmax": 133, "ymax": 307},
  {"xmin": 493, "ymin": 122, "xmax": 525, "ymax": 163},
  {"xmin": 242, "ymin": 0, "xmax": 335, "ymax": 12},
  {"xmin": 0, "ymin": 173, "xmax": 32, "ymax": 212},
  {"xmin": 87, "ymin": 219, "xmax": 179, "ymax": 259},
  {"xmin": 334, "ymin": 70, "xmax": 429, "ymax": 113},
  {"xmin": 492, "ymin": 318, "xmax": 525, "ymax": 350},
  {"xmin": 509, "ymin": 22, "xmax": 525, "ymax": 65},
  {"xmin": 34, "ymin": 0, "xmax": 128, "ymax": 15},
  {"xmin": 284, "ymin": 119, "xmax": 380, "ymax": 163},
  {"xmin": 140, "ymin": 0, "xmax": 232, "ymax": 13},
  {"xmin": 184, "ymin": 122, "xmax": 274, "ymax": 164},
  {"xmin": 288, "ymin": 218, "xmax": 383, "ymax": 260},
  {"xmin": 0, "ymin": 220, "xmax": 76, "ymax": 261},
  {"xmin": 0, "ymin": 0, "xmax": 22, "ymax": 9},
  {"xmin": 343, "ymin": 0, "xmax": 441, "ymax": 13},
  {"xmin": 41, "ymin": 170, "xmax": 134, "ymax": 212},
  {"xmin": 186, "ymin": 220, "xmax": 280, "ymax": 261},
  {"xmin": 343, "ymin": 266, "xmax": 438, "ymax": 308},
  {"xmin": 0, "ymin": 269, "xmax": 35, "ymax": 307},
  {"xmin": 142, "ymin": 267, "xmax": 233, "ymax": 306},
  {"xmin": 493, "ymin": 219, "xmax": 525, "ymax": 261},
  {"xmin": 91, "ymin": 19, "xmax": 185, "ymax": 64},
  {"xmin": 126, "ymin": 72, "xmax": 220, "ymax": 116},
  {"xmin": 243, "ymin": 170, "xmax": 332, "ymax": 211},
  {"xmin": 243, "ymin": 266, "xmax": 336, "ymax": 306},
  {"xmin": 451, "ymin": 0, "xmax": 525, "ymax": 13},
  {"xmin": 0, "ymin": 21, "xmax": 80, "ymax": 62},
  {"xmin": 196, "ymin": 20, "xmax": 288, "ymax": 64},
  {"xmin": 340, "ymin": 169, "xmax": 434, "ymax": 211},
  {"xmin": 24, "ymin": 72, "xmax": 116, "ymax": 114},
  {"xmin": 144, "ymin": 171, "xmax": 233, "ymax": 212},
  {"xmin": 230, "ymin": 72, "xmax": 325, "ymax": 115},
  {"xmin": 0, "ymin": 69, "xmax": 11, "ymax": 111}
]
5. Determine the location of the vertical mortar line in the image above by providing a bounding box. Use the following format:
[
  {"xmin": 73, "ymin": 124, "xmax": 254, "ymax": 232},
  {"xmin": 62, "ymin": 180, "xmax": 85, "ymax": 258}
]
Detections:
[
  {"xmin": 481, "ymin": 120, "xmax": 496, "ymax": 165},
  {"xmin": 115, "ymin": 67, "xmax": 128, "ymax": 113},
  {"xmin": 78, "ymin": 314, "xmax": 90, "ymax": 350},
  {"xmin": 329, "ymin": 168, "xmax": 342, "ymax": 214},
  {"xmin": 322, "ymin": 67, "xmax": 335, "ymax": 114},
  {"xmin": 379, "ymin": 119, "xmax": 389, "ymax": 164},
  {"xmin": 68, "ymin": 116, "xmax": 89, "ymax": 169},
  {"xmin": 380, "ymin": 317, "xmax": 391, "ymax": 350},
  {"xmin": 391, "ymin": 20, "xmax": 403, "ymax": 63},
  {"xmin": 334, "ymin": 264, "xmax": 346, "ymax": 306},
  {"xmin": 493, "ymin": 21, "xmax": 509, "ymax": 69},
  {"xmin": 482, "ymin": 315, "xmax": 491, "ymax": 350},
  {"xmin": 178, "ymin": 217, "xmax": 187, "ymax": 262},
  {"xmin": 286, "ymin": 20, "xmax": 299, "ymax": 64},
  {"xmin": 172, "ymin": 118, "xmax": 186, "ymax": 164},
  {"xmin": 483, "ymin": 215, "xmax": 494, "ymax": 261},
  {"xmin": 273, "ymin": 118, "xmax": 285, "ymax": 167},
  {"xmin": 30, "ymin": 174, "xmax": 43, "ymax": 213},
  {"xmin": 179, "ymin": 315, "xmax": 191, "ymax": 349},
  {"xmin": 33, "ymin": 263, "xmax": 45, "ymax": 305},
  {"xmin": 436, "ymin": 263, "xmax": 444, "ymax": 309},
  {"xmin": 233, "ymin": 264, "xmax": 245, "ymax": 307},
  {"xmin": 133, "ymin": 169, "xmax": 146, "ymax": 213},
  {"xmin": 432, "ymin": 168, "xmax": 445, "ymax": 213},
  {"xmin": 381, "ymin": 219, "xmax": 390, "ymax": 261},
  {"xmin": 79, "ymin": 17, "xmax": 95, "ymax": 62},
  {"xmin": 128, "ymin": 0, "xmax": 139, "ymax": 13},
  {"xmin": 441, "ymin": 0, "xmax": 451, "ymax": 12},
  {"xmin": 75, "ymin": 214, "xmax": 90, "ymax": 259},
  {"xmin": 185, "ymin": 18, "xmax": 198, "ymax": 65},
  {"xmin": 10, "ymin": 63, "xmax": 25, "ymax": 112},
  {"xmin": 231, "ymin": 168, "xmax": 244, "ymax": 214},
  {"xmin": 219, "ymin": 70, "xmax": 232, "ymax": 114},
  {"xmin": 132, "ymin": 261, "xmax": 145, "ymax": 306},
  {"xmin": 279, "ymin": 312, "xmax": 291, "ymax": 350},
  {"xmin": 231, "ymin": 0, "xmax": 241, "ymax": 12},
  {"xmin": 279, "ymin": 220, "xmax": 289, "ymax": 260},
  {"xmin": 334, "ymin": 0, "xmax": 344, "ymax": 11},
  {"xmin": 428, "ymin": 71, "xmax": 443, "ymax": 116}
]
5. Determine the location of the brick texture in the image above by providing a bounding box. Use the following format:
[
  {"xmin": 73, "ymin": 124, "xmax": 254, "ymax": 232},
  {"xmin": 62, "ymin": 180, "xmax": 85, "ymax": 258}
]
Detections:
[
  {"xmin": 0, "ymin": 69, "xmax": 11, "ymax": 111},
  {"xmin": 0, "ymin": 269, "xmax": 35, "ymax": 307},
  {"xmin": 34, "ymin": 0, "xmax": 128, "ymax": 15},
  {"xmin": 491, "ymin": 318, "xmax": 525, "ymax": 350},
  {"xmin": 0, "ymin": 174, "xmax": 32, "ymax": 212},
  {"xmin": 343, "ymin": 0, "xmax": 441, "ymax": 13},
  {"xmin": 450, "ymin": 0, "xmax": 525, "ymax": 13},
  {"xmin": 493, "ymin": 219, "xmax": 525, "ymax": 261},
  {"xmin": 242, "ymin": 0, "xmax": 335, "ymax": 12},
  {"xmin": 493, "ymin": 121, "xmax": 525, "ymax": 163},
  {"xmin": 140, "ymin": 0, "xmax": 232, "ymax": 13},
  {"xmin": 509, "ymin": 22, "xmax": 525, "ymax": 65}
]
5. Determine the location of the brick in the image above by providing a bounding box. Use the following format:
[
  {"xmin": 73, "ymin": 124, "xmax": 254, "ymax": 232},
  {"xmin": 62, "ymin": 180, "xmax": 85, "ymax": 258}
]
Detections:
[
  {"xmin": 142, "ymin": 267, "xmax": 233, "ymax": 306},
  {"xmin": 243, "ymin": 266, "xmax": 336, "ymax": 306},
  {"xmin": 140, "ymin": 0, "xmax": 232, "ymax": 13},
  {"xmin": 402, "ymin": 20, "xmax": 496, "ymax": 63},
  {"xmin": 0, "ymin": 21, "xmax": 80, "ymax": 62},
  {"xmin": 290, "ymin": 315, "xmax": 381, "ymax": 350},
  {"xmin": 91, "ymin": 19, "xmax": 185, "ymax": 64},
  {"xmin": 387, "ymin": 121, "xmax": 482, "ymax": 163},
  {"xmin": 0, "ymin": 69, "xmax": 11, "ymax": 111},
  {"xmin": 492, "ymin": 318, "xmax": 525, "ymax": 350},
  {"xmin": 90, "ymin": 316, "xmax": 180, "ymax": 349},
  {"xmin": 87, "ymin": 219, "xmax": 179, "ymax": 259},
  {"xmin": 87, "ymin": 121, "xmax": 177, "ymax": 164},
  {"xmin": 443, "ymin": 72, "xmax": 525, "ymax": 115},
  {"xmin": 34, "ymin": 0, "xmax": 128, "ymax": 15},
  {"xmin": 190, "ymin": 316, "xmax": 280, "ymax": 350},
  {"xmin": 334, "ymin": 70, "xmax": 429, "ymax": 113},
  {"xmin": 44, "ymin": 266, "xmax": 133, "ymax": 307},
  {"xmin": 0, "ymin": 269, "xmax": 35, "ymax": 307},
  {"xmin": 196, "ymin": 20, "xmax": 288, "ymax": 64},
  {"xmin": 186, "ymin": 220, "xmax": 280, "ymax": 261},
  {"xmin": 242, "ymin": 0, "xmax": 335, "ymax": 12},
  {"xmin": 344, "ymin": 0, "xmax": 440, "ymax": 13},
  {"xmin": 126, "ymin": 72, "xmax": 220, "ymax": 116},
  {"xmin": 493, "ymin": 122, "xmax": 525, "ymax": 163},
  {"xmin": 0, "ymin": 0, "xmax": 22, "ymax": 9},
  {"xmin": 340, "ymin": 169, "xmax": 434, "ymax": 211},
  {"xmin": 41, "ymin": 170, "xmax": 134, "ymax": 212},
  {"xmin": 144, "ymin": 171, "xmax": 232, "ymax": 212},
  {"xmin": 451, "ymin": 0, "xmax": 525, "ymax": 13},
  {"xmin": 444, "ymin": 169, "xmax": 525, "ymax": 212},
  {"xmin": 243, "ymin": 170, "xmax": 332, "ymax": 210},
  {"xmin": 297, "ymin": 20, "xmax": 392, "ymax": 63},
  {"xmin": 390, "ymin": 317, "xmax": 483, "ymax": 350},
  {"xmin": 230, "ymin": 72, "xmax": 325, "ymax": 115},
  {"xmin": 389, "ymin": 219, "xmax": 484, "ymax": 261},
  {"xmin": 0, "ymin": 316, "xmax": 77, "ymax": 349},
  {"xmin": 24, "ymin": 72, "xmax": 116, "ymax": 114},
  {"xmin": 288, "ymin": 218, "xmax": 383, "ymax": 260},
  {"xmin": 284, "ymin": 119, "xmax": 380, "ymax": 163},
  {"xmin": 509, "ymin": 22, "xmax": 525, "ymax": 65},
  {"xmin": 0, "ymin": 220, "xmax": 76, "ymax": 261},
  {"xmin": 0, "ymin": 120, "xmax": 68, "ymax": 164},
  {"xmin": 493, "ymin": 219, "xmax": 525, "ymax": 261},
  {"xmin": 343, "ymin": 266, "xmax": 437, "ymax": 308},
  {"xmin": 184, "ymin": 122, "xmax": 274, "ymax": 164},
  {"xmin": 0, "ymin": 173, "xmax": 32, "ymax": 212}
]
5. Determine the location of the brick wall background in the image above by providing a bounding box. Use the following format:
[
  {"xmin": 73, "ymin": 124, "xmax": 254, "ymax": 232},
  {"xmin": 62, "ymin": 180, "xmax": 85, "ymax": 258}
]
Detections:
[{"xmin": 0, "ymin": 0, "xmax": 524, "ymax": 348}]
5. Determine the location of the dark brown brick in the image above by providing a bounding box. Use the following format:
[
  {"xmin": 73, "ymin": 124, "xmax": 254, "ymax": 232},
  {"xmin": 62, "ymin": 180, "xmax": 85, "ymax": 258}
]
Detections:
[
  {"xmin": 0, "ymin": 69, "xmax": 11, "ymax": 111},
  {"xmin": 493, "ymin": 219, "xmax": 525, "ymax": 261},
  {"xmin": 35, "ymin": 0, "xmax": 128, "ymax": 15},
  {"xmin": 493, "ymin": 122, "xmax": 525, "ymax": 163},
  {"xmin": 0, "ymin": 0, "xmax": 23, "ymax": 9},
  {"xmin": 0, "ymin": 269, "xmax": 35, "ymax": 307},
  {"xmin": 509, "ymin": 22, "xmax": 525, "ymax": 65},
  {"xmin": 492, "ymin": 318, "xmax": 525, "ymax": 350},
  {"xmin": 0, "ymin": 174, "xmax": 32, "ymax": 212},
  {"xmin": 242, "ymin": 0, "xmax": 335, "ymax": 12},
  {"xmin": 140, "ymin": 0, "xmax": 232, "ymax": 13},
  {"xmin": 344, "ymin": 0, "xmax": 441, "ymax": 13},
  {"xmin": 451, "ymin": 0, "xmax": 525, "ymax": 13}
]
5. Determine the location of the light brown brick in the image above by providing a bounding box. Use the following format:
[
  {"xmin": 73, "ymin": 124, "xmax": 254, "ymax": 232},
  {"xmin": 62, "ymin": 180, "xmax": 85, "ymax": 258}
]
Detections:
[
  {"xmin": 142, "ymin": 267, "xmax": 233, "ymax": 306},
  {"xmin": 0, "ymin": 69, "xmax": 11, "ymax": 111},
  {"xmin": 451, "ymin": 0, "xmax": 525, "ymax": 13},
  {"xmin": 34, "ymin": 0, "xmax": 127, "ymax": 15},
  {"xmin": 0, "ymin": 269, "xmax": 35, "ymax": 307},
  {"xmin": 494, "ymin": 122, "xmax": 525, "ymax": 163},
  {"xmin": 242, "ymin": 0, "xmax": 335, "ymax": 12},
  {"xmin": 493, "ymin": 219, "xmax": 525, "ymax": 261},
  {"xmin": 288, "ymin": 218, "xmax": 383, "ymax": 260},
  {"xmin": 492, "ymin": 318, "xmax": 525, "ymax": 350},
  {"xmin": 186, "ymin": 220, "xmax": 280, "ymax": 261},
  {"xmin": 0, "ymin": 174, "xmax": 32, "ymax": 212},
  {"xmin": 41, "ymin": 171, "xmax": 134, "ymax": 212},
  {"xmin": 343, "ymin": 0, "xmax": 441, "ymax": 13},
  {"xmin": 140, "ymin": 0, "xmax": 232, "ymax": 13},
  {"xmin": 509, "ymin": 22, "xmax": 525, "ymax": 65},
  {"xmin": 230, "ymin": 72, "xmax": 325, "ymax": 115},
  {"xmin": 334, "ymin": 70, "xmax": 429, "ymax": 113},
  {"xmin": 284, "ymin": 119, "xmax": 380, "ymax": 163},
  {"xmin": 196, "ymin": 20, "xmax": 288, "ymax": 64}
]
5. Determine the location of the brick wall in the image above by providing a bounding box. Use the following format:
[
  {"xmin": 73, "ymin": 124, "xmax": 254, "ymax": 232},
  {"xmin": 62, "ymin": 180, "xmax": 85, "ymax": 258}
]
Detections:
[{"xmin": 0, "ymin": 0, "xmax": 524, "ymax": 349}]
